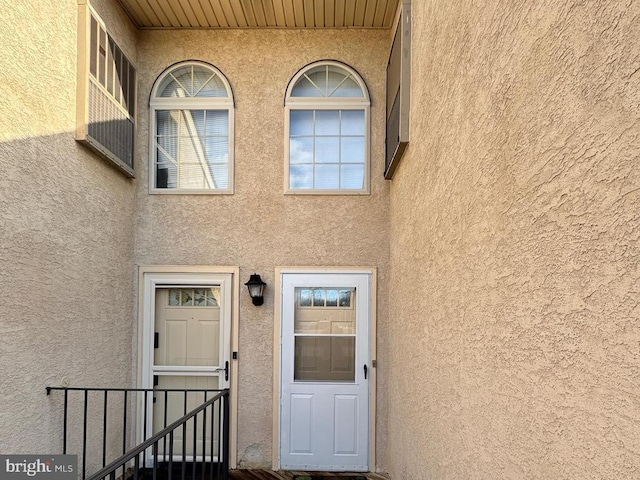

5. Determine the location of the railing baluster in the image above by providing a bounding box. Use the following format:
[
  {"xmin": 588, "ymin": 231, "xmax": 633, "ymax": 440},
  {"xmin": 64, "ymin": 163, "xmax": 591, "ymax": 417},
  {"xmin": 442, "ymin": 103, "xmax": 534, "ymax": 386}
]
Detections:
[
  {"xmin": 216, "ymin": 398, "xmax": 221, "ymax": 480},
  {"xmin": 222, "ymin": 394, "xmax": 229, "ymax": 480},
  {"xmin": 134, "ymin": 453, "xmax": 139, "ymax": 480},
  {"xmin": 210, "ymin": 400, "xmax": 214, "ymax": 480},
  {"xmin": 152, "ymin": 442, "xmax": 158, "ymax": 480},
  {"xmin": 168, "ymin": 430, "xmax": 174, "ymax": 480},
  {"xmin": 182, "ymin": 392, "xmax": 187, "ymax": 480},
  {"xmin": 192, "ymin": 413, "xmax": 197, "ymax": 480},
  {"xmin": 202, "ymin": 392, "xmax": 207, "ymax": 480},
  {"xmin": 63, "ymin": 389, "xmax": 68, "ymax": 454},
  {"xmin": 163, "ymin": 390, "xmax": 168, "ymax": 460},
  {"xmin": 102, "ymin": 391, "xmax": 108, "ymax": 468},
  {"xmin": 83, "ymin": 390, "xmax": 88, "ymax": 480},
  {"xmin": 143, "ymin": 391, "xmax": 148, "ymax": 469},
  {"xmin": 123, "ymin": 391, "xmax": 128, "ymax": 455}
]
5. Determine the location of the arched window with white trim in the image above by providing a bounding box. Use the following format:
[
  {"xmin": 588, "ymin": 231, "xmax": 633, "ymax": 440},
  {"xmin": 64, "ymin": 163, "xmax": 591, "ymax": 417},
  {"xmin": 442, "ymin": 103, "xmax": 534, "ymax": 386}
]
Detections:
[
  {"xmin": 285, "ymin": 61, "xmax": 370, "ymax": 194},
  {"xmin": 150, "ymin": 61, "xmax": 234, "ymax": 193}
]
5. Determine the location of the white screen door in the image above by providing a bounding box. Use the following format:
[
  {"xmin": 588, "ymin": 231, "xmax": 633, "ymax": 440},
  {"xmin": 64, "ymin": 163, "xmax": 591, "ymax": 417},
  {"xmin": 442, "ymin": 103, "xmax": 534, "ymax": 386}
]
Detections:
[
  {"xmin": 280, "ymin": 272, "xmax": 370, "ymax": 471},
  {"xmin": 140, "ymin": 273, "xmax": 232, "ymax": 462}
]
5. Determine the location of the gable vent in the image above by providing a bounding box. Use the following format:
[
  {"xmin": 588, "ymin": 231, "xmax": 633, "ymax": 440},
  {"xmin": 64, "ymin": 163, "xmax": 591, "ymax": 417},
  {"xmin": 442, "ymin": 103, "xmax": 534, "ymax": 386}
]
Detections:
[{"xmin": 77, "ymin": 3, "xmax": 136, "ymax": 177}]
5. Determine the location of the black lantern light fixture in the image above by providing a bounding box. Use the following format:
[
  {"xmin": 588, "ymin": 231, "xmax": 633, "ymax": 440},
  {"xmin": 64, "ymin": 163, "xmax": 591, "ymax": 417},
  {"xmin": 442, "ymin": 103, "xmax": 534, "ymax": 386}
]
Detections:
[{"xmin": 245, "ymin": 273, "xmax": 266, "ymax": 306}]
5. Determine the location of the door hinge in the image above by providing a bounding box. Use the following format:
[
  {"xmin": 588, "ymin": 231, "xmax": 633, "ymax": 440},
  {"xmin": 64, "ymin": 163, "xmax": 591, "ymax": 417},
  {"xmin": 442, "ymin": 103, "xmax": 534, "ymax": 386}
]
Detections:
[
  {"xmin": 154, "ymin": 332, "xmax": 159, "ymax": 349},
  {"xmin": 153, "ymin": 375, "xmax": 159, "ymax": 386}
]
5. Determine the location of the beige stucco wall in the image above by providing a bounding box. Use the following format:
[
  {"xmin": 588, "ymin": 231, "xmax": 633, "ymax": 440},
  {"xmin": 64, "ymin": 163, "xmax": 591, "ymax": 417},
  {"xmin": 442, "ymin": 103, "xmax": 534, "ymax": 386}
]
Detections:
[
  {"xmin": 135, "ymin": 29, "xmax": 391, "ymax": 470},
  {"xmin": 388, "ymin": 1, "xmax": 639, "ymax": 479},
  {"xmin": 0, "ymin": 0, "xmax": 138, "ymax": 462}
]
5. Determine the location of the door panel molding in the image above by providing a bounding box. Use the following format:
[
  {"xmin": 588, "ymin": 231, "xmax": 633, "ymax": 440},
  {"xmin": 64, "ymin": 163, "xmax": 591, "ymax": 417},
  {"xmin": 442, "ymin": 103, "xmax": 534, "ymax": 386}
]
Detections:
[
  {"xmin": 273, "ymin": 267, "xmax": 376, "ymax": 471},
  {"xmin": 138, "ymin": 266, "xmax": 239, "ymax": 468}
]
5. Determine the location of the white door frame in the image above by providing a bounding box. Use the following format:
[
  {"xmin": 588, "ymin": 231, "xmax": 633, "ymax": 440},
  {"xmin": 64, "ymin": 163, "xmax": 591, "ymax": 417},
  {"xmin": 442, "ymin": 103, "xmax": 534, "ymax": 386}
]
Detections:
[
  {"xmin": 137, "ymin": 265, "xmax": 240, "ymax": 468},
  {"xmin": 272, "ymin": 267, "xmax": 377, "ymax": 471}
]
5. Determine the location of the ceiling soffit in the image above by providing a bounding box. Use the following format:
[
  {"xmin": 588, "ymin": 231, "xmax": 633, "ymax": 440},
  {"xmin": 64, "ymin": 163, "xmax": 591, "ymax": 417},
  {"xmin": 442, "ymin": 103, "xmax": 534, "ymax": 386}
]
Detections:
[{"xmin": 117, "ymin": 0, "xmax": 399, "ymax": 29}]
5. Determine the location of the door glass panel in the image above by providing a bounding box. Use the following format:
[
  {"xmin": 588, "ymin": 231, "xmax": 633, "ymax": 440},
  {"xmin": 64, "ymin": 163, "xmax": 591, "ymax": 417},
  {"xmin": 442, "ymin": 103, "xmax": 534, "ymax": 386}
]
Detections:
[
  {"xmin": 294, "ymin": 337, "xmax": 355, "ymax": 382},
  {"xmin": 155, "ymin": 288, "xmax": 221, "ymax": 367},
  {"xmin": 293, "ymin": 287, "xmax": 356, "ymax": 382}
]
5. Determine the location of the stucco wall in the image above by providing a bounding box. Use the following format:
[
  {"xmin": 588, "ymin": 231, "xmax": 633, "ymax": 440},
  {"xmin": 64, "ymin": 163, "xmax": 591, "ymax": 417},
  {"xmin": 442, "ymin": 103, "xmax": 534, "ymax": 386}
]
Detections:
[
  {"xmin": 0, "ymin": 0, "xmax": 138, "ymax": 461},
  {"xmin": 388, "ymin": 1, "xmax": 639, "ymax": 479},
  {"xmin": 135, "ymin": 29, "xmax": 390, "ymax": 470}
]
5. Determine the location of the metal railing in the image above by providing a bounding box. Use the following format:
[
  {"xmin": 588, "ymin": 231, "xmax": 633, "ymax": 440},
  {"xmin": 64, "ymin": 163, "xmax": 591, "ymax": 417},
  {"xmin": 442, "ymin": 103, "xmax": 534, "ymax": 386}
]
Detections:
[{"xmin": 46, "ymin": 387, "xmax": 229, "ymax": 480}]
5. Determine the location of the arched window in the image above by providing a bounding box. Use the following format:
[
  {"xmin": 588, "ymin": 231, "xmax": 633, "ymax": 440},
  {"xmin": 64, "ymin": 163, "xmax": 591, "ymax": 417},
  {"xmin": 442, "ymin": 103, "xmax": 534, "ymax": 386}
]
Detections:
[
  {"xmin": 285, "ymin": 61, "xmax": 370, "ymax": 193},
  {"xmin": 150, "ymin": 61, "xmax": 234, "ymax": 193}
]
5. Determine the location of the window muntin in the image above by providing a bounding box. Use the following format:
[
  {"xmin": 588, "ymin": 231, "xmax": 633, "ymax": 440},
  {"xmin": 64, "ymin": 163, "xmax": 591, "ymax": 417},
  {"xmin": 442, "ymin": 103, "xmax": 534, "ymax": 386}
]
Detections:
[
  {"xmin": 150, "ymin": 62, "xmax": 234, "ymax": 193},
  {"xmin": 285, "ymin": 62, "xmax": 370, "ymax": 194}
]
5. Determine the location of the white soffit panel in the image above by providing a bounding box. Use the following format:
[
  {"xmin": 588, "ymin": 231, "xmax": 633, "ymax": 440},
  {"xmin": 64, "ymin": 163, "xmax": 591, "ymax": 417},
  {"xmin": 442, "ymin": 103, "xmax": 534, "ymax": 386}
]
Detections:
[{"xmin": 117, "ymin": 0, "xmax": 399, "ymax": 28}]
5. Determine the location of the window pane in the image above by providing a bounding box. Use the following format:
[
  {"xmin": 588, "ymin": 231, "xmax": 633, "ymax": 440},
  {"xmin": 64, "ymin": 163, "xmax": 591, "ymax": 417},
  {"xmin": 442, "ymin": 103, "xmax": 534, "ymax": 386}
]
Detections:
[
  {"xmin": 315, "ymin": 164, "xmax": 340, "ymax": 189},
  {"xmin": 156, "ymin": 134, "xmax": 178, "ymax": 160},
  {"xmin": 290, "ymin": 137, "xmax": 313, "ymax": 164},
  {"xmin": 291, "ymin": 75, "xmax": 324, "ymax": 97},
  {"xmin": 197, "ymin": 74, "xmax": 228, "ymax": 97},
  {"xmin": 315, "ymin": 137, "xmax": 339, "ymax": 163},
  {"xmin": 340, "ymin": 164, "xmax": 364, "ymax": 189},
  {"xmin": 313, "ymin": 289, "xmax": 325, "ymax": 306},
  {"xmin": 315, "ymin": 110, "xmax": 339, "ymax": 135},
  {"xmin": 206, "ymin": 288, "xmax": 220, "ymax": 306},
  {"xmin": 299, "ymin": 289, "xmax": 312, "ymax": 307},
  {"xmin": 179, "ymin": 136, "xmax": 205, "ymax": 164},
  {"xmin": 156, "ymin": 162, "xmax": 176, "ymax": 188},
  {"xmin": 180, "ymin": 163, "xmax": 209, "ymax": 189},
  {"xmin": 339, "ymin": 290, "xmax": 352, "ymax": 307},
  {"xmin": 159, "ymin": 65, "xmax": 192, "ymax": 97},
  {"xmin": 168, "ymin": 289, "xmax": 180, "ymax": 306},
  {"xmin": 306, "ymin": 68, "xmax": 328, "ymax": 95},
  {"xmin": 332, "ymin": 77, "xmax": 363, "ymax": 97},
  {"xmin": 180, "ymin": 110, "xmax": 205, "ymax": 137},
  {"xmin": 341, "ymin": 110, "xmax": 365, "ymax": 135},
  {"xmin": 205, "ymin": 110, "xmax": 228, "ymax": 136},
  {"xmin": 205, "ymin": 137, "xmax": 228, "ymax": 162},
  {"xmin": 193, "ymin": 67, "xmax": 226, "ymax": 97},
  {"xmin": 206, "ymin": 163, "xmax": 229, "ymax": 189},
  {"xmin": 156, "ymin": 110, "xmax": 178, "ymax": 137},
  {"xmin": 290, "ymin": 165, "xmax": 313, "ymax": 189},
  {"xmin": 290, "ymin": 110, "xmax": 313, "ymax": 135},
  {"xmin": 194, "ymin": 289, "xmax": 206, "ymax": 306},
  {"xmin": 341, "ymin": 137, "xmax": 365, "ymax": 163},
  {"xmin": 294, "ymin": 337, "xmax": 355, "ymax": 382},
  {"xmin": 326, "ymin": 290, "xmax": 338, "ymax": 307}
]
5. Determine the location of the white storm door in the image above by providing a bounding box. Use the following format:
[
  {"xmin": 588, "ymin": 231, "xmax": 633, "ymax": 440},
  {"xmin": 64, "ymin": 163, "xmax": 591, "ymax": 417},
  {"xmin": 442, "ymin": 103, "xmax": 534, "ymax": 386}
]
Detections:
[
  {"xmin": 141, "ymin": 274, "xmax": 232, "ymax": 462},
  {"xmin": 280, "ymin": 273, "xmax": 370, "ymax": 471}
]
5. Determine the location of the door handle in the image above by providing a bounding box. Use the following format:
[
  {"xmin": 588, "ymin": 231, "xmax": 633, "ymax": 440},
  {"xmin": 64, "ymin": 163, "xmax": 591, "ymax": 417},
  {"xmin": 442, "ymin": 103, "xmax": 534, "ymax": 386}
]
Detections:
[
  {"xmin": 215, "ymin": 361, "xmax": 229, "ymax": 381},
  {"xmin": 364, "ymin": 364, "xmax": 368, "ymax": 380}
]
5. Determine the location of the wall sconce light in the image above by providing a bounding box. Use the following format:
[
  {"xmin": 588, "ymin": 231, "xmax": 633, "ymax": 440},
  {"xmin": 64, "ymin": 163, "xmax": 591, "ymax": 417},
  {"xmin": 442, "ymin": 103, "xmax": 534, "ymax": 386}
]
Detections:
[{"xmin": 245, "ymin": 273, "xmax": 266, "ymax": 306}]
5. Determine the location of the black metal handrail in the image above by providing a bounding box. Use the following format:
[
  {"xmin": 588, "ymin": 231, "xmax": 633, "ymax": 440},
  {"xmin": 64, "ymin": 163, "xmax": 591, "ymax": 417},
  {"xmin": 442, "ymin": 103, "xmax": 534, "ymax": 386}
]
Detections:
[
  {"xmin": 87, "ymin": 390, "xmax": 229, "ymax": 480},
  {"xmin": 46, "ymin": 387, "xmax": 229, "ymax": 480}
]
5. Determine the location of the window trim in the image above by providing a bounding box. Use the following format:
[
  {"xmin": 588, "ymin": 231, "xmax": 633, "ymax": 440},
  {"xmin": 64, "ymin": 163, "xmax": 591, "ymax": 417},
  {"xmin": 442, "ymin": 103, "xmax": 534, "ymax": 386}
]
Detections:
[
  {"xmin": 284, "ymin": 61, "xmax": 371, "ymax": 195},
  {"xmin": 149, "ymin": 61, "xmax": 235, "ymax": 195}
]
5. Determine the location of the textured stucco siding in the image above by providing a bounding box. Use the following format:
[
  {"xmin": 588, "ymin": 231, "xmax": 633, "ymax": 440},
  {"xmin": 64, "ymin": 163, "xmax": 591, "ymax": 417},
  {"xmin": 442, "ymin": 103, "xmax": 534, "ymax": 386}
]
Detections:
[
  {"xmin": 387, "ymin": 1, "xmax": 639, "ymax": 479},
  {"xmin": 0, "ymin": 0, "xmax": 138, "ymax": 462},
  {"xmin": 135, "ymin": 29, "xmax": 390, "ymax": 470}
]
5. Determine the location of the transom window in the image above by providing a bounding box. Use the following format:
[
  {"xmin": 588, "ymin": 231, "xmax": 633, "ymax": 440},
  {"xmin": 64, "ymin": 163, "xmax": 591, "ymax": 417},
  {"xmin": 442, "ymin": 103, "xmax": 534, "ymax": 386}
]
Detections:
[
  {"xmin": 150, "ymin": 62, "xmax": 234, "ymax": 193},
  {"xmin": 285, "ymin": 61, "xmax": 370, "ymax": 194}
]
